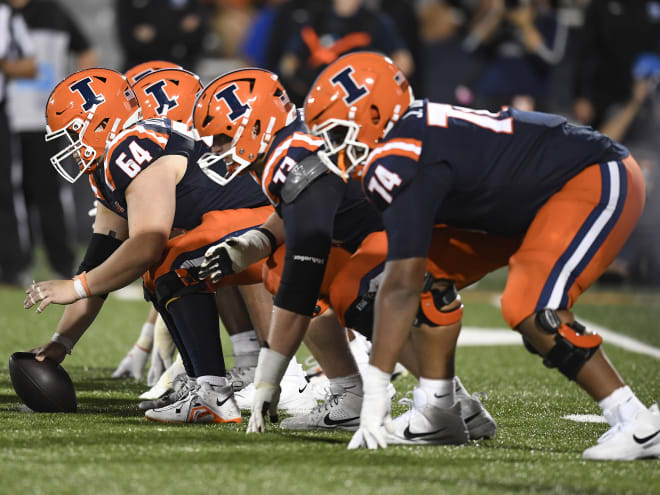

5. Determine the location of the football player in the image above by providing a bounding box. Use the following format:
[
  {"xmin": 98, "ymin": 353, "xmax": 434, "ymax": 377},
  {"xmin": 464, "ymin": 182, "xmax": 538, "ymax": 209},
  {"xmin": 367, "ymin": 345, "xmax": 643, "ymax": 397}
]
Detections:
[
  {"xmin": 303, "ymin": 52, "xmax": 659, "ymax": 460},
  {"xmin": 111, "ymin": 65, "xmax": 199, "ymax": 384},
  {"xmin": 25, "ymin": 67, "xmax": 276, "ymax": 424},
  {"xmin": 110, "ymin": 67, "xmax": 279, "ymax": 403},
  {"xmin": 193, "ymin": 68, "xmax": 495, "ymax": 440}
]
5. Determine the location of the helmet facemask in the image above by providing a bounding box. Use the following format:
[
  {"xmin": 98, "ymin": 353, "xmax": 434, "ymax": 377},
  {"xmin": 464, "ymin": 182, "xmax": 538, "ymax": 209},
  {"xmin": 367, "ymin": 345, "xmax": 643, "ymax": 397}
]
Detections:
[
  {"xmin": 198, "ymin": 109, "xmax": 255, "ymax": 187},
  {"xmin": 198, "ymin": 108, "xmax": 295, "ymax": 186},
  {"xmin": 313, "ymin": 118, "xmax": 370, "ymax": 180},
  {"xmin": 45, "ymin": 116, "xmax": 97, "ymax": 183}
]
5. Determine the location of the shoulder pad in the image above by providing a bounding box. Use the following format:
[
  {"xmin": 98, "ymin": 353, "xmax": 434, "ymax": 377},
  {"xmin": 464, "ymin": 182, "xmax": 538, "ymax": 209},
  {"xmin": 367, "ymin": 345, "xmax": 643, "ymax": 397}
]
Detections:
[{"xmin": 280, "ymin": 155, "xmax": 328, "ymax": 204}]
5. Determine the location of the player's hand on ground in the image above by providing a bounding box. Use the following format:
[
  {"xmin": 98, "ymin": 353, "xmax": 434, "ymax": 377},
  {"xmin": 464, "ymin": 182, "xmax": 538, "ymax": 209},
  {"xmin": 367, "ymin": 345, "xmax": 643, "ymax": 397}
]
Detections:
[
  {"xmin": 348, "ymin": 364, "xmax": 393, "ymax": 450},
  {"xmin": 146, "ymin": 344, "xmax": 173, "ymax": 386},
  {"xmin": 246, "ymin": 382, "xmax": 280, "ymax": 434},
  {"xmin": 30, "ymin": 341, "xmax": 68, "ymax": 365},
  {"xmin": 348, "ymin": 414, "xmax": 391, "ymax": 450},
  {"xmin": 112, "ymin": 344, "xmax": 150, "ymax": 380},
  {"xmin": 199, "ymin": 239, "xmax": 238, "ymax": 282},
  {"xmin": 24, "ymin": 280, "xmax": 78, "ymax": 313}
]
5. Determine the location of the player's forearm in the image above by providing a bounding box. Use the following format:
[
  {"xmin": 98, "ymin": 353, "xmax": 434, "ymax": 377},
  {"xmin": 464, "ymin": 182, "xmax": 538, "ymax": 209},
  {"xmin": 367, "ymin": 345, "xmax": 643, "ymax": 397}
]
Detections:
[
  {"xmin": 54, "ymin": 297, "xmax": 105, "ymax": 344},
  {"xmin": 267, "ymin": 306, "xmax": 311, "ymax": 357},
  {"xmin": 85, "ymin": 232, "xmax": 167, "ymax": 296}
]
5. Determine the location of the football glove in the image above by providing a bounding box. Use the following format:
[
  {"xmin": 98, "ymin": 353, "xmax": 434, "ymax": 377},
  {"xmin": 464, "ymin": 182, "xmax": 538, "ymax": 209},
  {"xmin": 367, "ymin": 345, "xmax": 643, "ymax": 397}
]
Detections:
[
  {"xmin": 146, "ymin": 316, "xmax": 175, "ymax": 386},
  {"xmin": 246, "ymin": 382, "xmax": 281, "ymax": 433},
  {"xmin": 199, "ymin": 229, "xmax": 273, "ymax": 283},
  {"xmin": 111, "ymin": 344, "xmax": 150, "ymax": 380},
  {"xmin": 347, "ymin": 364, "xmax": 392, "ymax": 450},
  {"xmin": 246, "ymin": 347, "xmax": 290, "ymax": 434}
]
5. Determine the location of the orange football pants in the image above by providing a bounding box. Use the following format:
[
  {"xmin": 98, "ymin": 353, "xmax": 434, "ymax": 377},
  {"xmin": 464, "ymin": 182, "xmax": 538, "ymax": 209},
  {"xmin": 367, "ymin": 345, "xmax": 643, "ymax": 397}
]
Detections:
[
  {"xmin": 501, "ymin": 156, "xmax": 645, "ymax": 328},
  {"xmin": 143, "ymin": 206, "xmax": 274, "ymax": 295}
]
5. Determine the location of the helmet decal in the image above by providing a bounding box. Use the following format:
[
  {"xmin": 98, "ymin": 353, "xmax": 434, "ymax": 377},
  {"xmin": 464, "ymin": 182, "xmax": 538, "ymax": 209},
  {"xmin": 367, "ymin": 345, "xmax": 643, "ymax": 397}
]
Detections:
[
  {"xmin": 69, "ymin": 76, "xmax": 105, "ymax": 111},
  {"xmin": 214, "ymin": 83, "xmax": 251, "ymax": 122},
  {"xmin": 143, "ymin": 80, "xmax": 179, "ymax": 115},
  {"xmin": 304, "ymin": 52, "xmax": 413, "ymax": 181},
  {"xmin": 330, "ymin": 66, "xmax": 368, "ymax": 105}
]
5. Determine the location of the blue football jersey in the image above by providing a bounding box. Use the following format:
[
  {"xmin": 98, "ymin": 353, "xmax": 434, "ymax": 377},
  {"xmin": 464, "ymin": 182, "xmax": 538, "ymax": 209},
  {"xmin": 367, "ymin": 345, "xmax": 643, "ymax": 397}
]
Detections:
[
  {"xmin": 260, "ymin": 117, "xmax": 383, "ymax": 252},
  {"xmin": 89, "ymin": 117, "xmax": 267, "ymax": 229},
  {"xmin": 361, "ymin": 100, "xmax": 629, "ymax": 260}
]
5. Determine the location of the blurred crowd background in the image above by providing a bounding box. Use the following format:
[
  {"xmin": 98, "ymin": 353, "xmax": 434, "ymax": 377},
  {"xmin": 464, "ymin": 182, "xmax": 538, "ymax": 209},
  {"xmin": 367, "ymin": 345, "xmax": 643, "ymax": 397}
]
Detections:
[{"xmin": 1, "ymin": 0, "xmax": 659, "ymax": 287}]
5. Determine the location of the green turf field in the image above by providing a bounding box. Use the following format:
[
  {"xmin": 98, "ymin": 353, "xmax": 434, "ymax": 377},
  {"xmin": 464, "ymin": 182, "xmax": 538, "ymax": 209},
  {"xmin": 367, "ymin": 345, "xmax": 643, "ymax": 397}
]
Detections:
[{"xmin": 1, "ymin": 282, "xmax": 659, "ymax": 495}]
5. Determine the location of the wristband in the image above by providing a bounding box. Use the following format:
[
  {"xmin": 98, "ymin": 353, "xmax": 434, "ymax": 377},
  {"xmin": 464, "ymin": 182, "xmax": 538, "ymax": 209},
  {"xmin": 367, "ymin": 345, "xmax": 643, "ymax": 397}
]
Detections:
[
  {"xmin": 73, "ymin": 272, "xmax": 91, "ymax": 299},
  {"xmin": 51, "ymin": 332, "xmax": 74, "ymax": 355},
  {"xmin": 255, "ymin": 227, "xmax": 278, "ymax": 256}
]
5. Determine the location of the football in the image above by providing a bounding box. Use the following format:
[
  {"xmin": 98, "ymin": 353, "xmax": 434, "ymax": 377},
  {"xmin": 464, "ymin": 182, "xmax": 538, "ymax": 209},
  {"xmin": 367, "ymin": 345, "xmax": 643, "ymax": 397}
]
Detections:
[{"xmin": 8, "ymin": 352, "xmax": 77, "ymax": 413}]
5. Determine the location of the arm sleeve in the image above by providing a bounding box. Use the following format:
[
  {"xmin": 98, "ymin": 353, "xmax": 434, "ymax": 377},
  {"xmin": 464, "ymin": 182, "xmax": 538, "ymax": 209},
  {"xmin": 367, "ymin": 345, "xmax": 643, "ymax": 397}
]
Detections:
[{"xmin": 273, "ymin": 174, "xmax": 344, "ymax": 316}]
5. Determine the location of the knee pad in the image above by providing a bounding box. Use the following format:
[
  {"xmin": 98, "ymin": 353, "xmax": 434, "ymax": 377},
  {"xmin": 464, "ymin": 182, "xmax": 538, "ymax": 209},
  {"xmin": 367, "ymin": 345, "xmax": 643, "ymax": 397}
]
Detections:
[
  {"xmin": 535, "ymin": 309, "xmax": 602, "ymax": 380},
  {"xmin": 414, "ymin": 275, "xmax": 463, "ymax": 327}
]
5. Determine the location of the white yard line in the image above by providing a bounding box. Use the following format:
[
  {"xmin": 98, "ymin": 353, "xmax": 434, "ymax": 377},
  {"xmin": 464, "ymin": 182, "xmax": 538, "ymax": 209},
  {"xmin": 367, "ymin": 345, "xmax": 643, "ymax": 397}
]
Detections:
[
  {"xmin": 113, "ymin": 285, "xmax": 660, "ymax": 360},
  {"xmin": 457, "ymin": 328, "xmax": 521, "ymax": 346},
  {"xmin": 485, "ymin": 294, "xmax": 660, "ymax": 360},
  {"xmin": 562, "ymin": 414, "xmax": 607, "ymax": 423},
  {"xmin": 578, "ymin": 318, "xmax": 660, "ymax": 361}
]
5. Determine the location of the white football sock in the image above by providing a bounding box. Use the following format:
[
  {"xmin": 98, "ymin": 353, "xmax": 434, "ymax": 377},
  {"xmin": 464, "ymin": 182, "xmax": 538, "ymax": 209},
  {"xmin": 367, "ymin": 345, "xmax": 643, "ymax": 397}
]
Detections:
[
  {"xmin": 329, "ymin": 373, "xmax": 363, "ymax": 396},
  {"xmin": 197, "ymin": 375, "xmax": 229, "ymax": 387},
  {"xmin": 230, "ymin": 330, "xmax": 260, "ymax": 368},
  {"xmin": 598, "ymin": 385, "xmax": 646, "ymax": 426},
  {"xmin": 419, "ymin": 377, "xmax": 455, "ymax": 408}
]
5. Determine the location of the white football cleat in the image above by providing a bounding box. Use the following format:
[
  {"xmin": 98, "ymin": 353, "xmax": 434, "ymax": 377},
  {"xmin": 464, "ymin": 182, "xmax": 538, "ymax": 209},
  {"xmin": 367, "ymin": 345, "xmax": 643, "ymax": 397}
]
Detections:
[
  {"xmin": 281, "ymin": 383, "xmax": 362, "ymax": 431},
  {"xmin": 307, "ymin": 373, "xmax": 331, "ymax": 402},
  {"xmin": 111, "ymin": 344, "xmax": 150, "ymax": 380},
  {"xmin": 145, "ymin": 379, "xmax": 241, "ymax": 424},
  {"xmin": 583, "ymin": 403, "xmax": 660, "ymax": 460},
  {"xmin": 454, "ymin": 376, "xmax": 497, "ymax": 440},
  {"xmin": 138, "ymin": 373, "xmax": 191, "ymax": 410},
  {"xmin": 236, "ymin": 374, "xmax": 316, "ymax": 415},
  {"xmin": 386, "ymin": 387, "xmax": 468, "ymax": 445},
  {"xmin": 139, "ymin": 356, "xmax": 186, "ymax": 400},
  {"xmin": 227, "ymin": 365, "xmax": 256, "ymax": 392}
]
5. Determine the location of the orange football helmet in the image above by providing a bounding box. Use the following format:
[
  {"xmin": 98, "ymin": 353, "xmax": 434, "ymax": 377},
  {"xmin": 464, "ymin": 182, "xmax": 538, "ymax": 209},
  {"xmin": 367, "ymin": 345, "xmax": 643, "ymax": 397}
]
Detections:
[
  {"xmin": 304, "ymin": 52, "xmax": 413, "ymax": 180},
  {"xmin": 132, "ymin": 68, "xmax": 202, "ymax": 126},
  {"xmin": 45, "ymin": 68, "xmax": 140, "ymax": 183},
  {"xmin": 124, "ymin": 60, "xmax": 182, "ymax": 85},
  {"xmin": 192, "ymin": 68, "xmax": 297, "ymax": 186}
]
